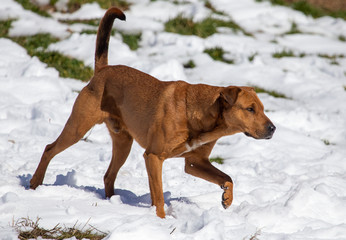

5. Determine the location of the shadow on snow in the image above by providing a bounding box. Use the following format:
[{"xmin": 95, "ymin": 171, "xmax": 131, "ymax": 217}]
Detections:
[{"xmin": 18, "ymin": 170, "xmax": 191, "ymax": 208}]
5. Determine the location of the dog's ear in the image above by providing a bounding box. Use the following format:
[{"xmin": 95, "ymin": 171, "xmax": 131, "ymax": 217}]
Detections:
[{"xmin": 220, "ymin": 86, "xmax": 241, "ymax": 106}]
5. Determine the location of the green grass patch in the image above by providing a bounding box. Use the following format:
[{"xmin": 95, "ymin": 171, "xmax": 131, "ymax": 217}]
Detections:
[
  {"xmin": 321, "ymin": 139, "xmax": 336, "ymax": 146},
  {"xmin": 37, "ymin": 51, "xmax": 94, "ymax": 80},
  {"xmin": 14, "ymin": 0, "xmax": 51, "ymax": 17},
  {"xmin": 50, "ymin": 0, "xmax": 59, "ymax": 5},
  {"xmin": 1, "ymin": 21, "xmax": 93, "ymax": 81},
  {"xmin": 80, "ymin": 29, "xmax": 98, "ymax": 35},
  {"xmin": 11, "ymin": 34, "xmax": 59, "ymax": 53},
  {"xmin": 322, "ymin": 139, "xmax": 331, "ymax": 146},
  {"xmin": 339, "ymin": 35, "xmax": 346, "ymax": 42},
  {"xmin": 183, "ymin": 59, "xmax": 196, "ymax": 68},
  {"xmin": 318, "ymin": 54, "xmax": 345, "ymax": 59},
  {"xmin": 165, "ymin": 15, "xmax": 251, "ymax": 38},
  {"xmin": 253, "ymin": 86, "xmax": 288, "ymax": 99},
  {"xmin": 121, "ymin": 33, "xmax": 141, "ymax": 50},
  {"xmin": 204, "ymin": 0, "xmax": 225, "ymax": 15},
  {"xmin": 0, "ymin": 19, "xmax": 14, "ymax": 38},
  {"xmin": 285, "ymin": 22, "xmax": 301, "ymax": 34},
  {"xmin": 10, "ymin": 34, "xmax": 93, "ymax": 81},
  {"xmin": 248, "ymin": 53, "xmax": 257, "ymax": 62},
  {"xmin": 291, "ymin": 1, "xmax": 325, "ymax": 18},
  {"xmin": 264, "ymin": 0, "xmax": 285, "ymax": 4},
  {"xmin": 204, "ymin": 47, "xmax": 234, "ymax": 64},
  {"xmin": 165, "ymin": 15, "xmax": 196, "ymax": 36},
  {"xmin": 13, "ymin": 217, "xmax": 107, "ymax": 240},
  {"xmin": 59, "ymin": 19, "xmax": 100, "ymax": 26},
  {"xmin": 210, "ymin": 157, "xmax": 224, "ymax": 164},
  {"xmin": 272, "ymin": 49, "xmax": 295, "ymax": 58},
  {"xmin": 272, "ymin": 49, "xmax": 305, "ymax": 58},
  {"xmin": 318, "ymin": 54, "xmax": 345, "ymax": 65},
  {"xmin": 329, "ymin": 10, "xmax": 346, "ymax": 20},
  {"xmin": 68, "ymin": 0, "xmax": 131, "ymax": 12}
]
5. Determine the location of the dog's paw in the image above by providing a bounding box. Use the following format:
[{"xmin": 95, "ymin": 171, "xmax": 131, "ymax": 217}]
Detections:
[
  {"xmin": 29, "ymin": 176, "xmax": 42, "ymax": 190},
  {"xmin": 221, "ymin": 181, "xmax": 233, "ymax": 209},
  {"xmin": 156, "ymin": 207, "xmax": 166, "ymax": 219},
  {"xmin": 29, "ymin": 181, "xmax": 38, "ymax": 190}
]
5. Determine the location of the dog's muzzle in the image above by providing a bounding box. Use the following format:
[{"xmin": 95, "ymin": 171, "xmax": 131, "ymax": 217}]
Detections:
[
  {"xmin": 265, "ymin": 122, "xmax": 276, "ymax": 139},
  {"xmin": 244, "ymin": 122, "xmax": 276, "ymax": 140}
]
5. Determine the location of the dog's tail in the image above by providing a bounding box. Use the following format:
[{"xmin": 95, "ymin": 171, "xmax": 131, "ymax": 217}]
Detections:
[{"xmin": 95, "ymin": 7, "xmax": 126, "ymax": 73}]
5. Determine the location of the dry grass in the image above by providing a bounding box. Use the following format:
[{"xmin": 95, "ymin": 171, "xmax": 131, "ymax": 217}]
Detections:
[{"xmin": 12, "ymin": 217, "xmax": 107, "ymax": 240}]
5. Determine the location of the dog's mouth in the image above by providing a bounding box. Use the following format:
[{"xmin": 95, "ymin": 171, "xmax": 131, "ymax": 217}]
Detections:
[
  {"xmin": 265, "ymin": 134, "xmax": 273, "ymax": 140},
  {"xmin": 244, "ymin": 132, "xmax": 251, "ymax": 137},
  {"xmin": 244, "ymin": 131, "xmax": 273, "ymax": 140},
  {"xmin": 244, "ymin": 132, "xmax": 256, "ymax": 139}
]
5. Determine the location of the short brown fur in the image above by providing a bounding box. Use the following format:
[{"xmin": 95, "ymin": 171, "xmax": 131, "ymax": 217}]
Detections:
[{"xmin": 30, "ymin": 8, "xmax": 275, "ymax": 218}]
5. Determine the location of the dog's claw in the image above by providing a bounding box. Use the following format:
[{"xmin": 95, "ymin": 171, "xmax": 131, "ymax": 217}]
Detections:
[
  {"xmin": 221, "ymin": 181, "xmax": 233, "ymax": 209},
  {"xmin": 221, "ymin": 192, "xmax": 228, "ymax": 209},
  {"xmin": 221, "ymin": 192, "xmax": 231, "ymax": 209}
]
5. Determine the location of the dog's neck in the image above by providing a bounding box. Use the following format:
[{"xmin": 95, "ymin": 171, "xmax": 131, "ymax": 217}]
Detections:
[
  {"xmin": 188, "ymin": 94, "xmax": 242, "ymax": 146},
  {"xmin": 186, "ymin": 87, "xmax": 223, "ymax": 135}
]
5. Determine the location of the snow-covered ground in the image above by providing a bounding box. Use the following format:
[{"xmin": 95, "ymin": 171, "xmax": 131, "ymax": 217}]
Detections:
[{"xmin": 1, "ymin": 0, "xmax": 346, "ymax": 239}]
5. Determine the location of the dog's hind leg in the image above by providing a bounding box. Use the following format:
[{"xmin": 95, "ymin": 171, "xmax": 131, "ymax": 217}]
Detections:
[
  {"xmin": 30, "ymin": 86, "xmax": 105, "ymax": 190},
  {"xmin": 184, "ymin": 141, "xmax": 234, "ymax": 209},
  {"xmin": 104, "ymin": 124, "xmax": 133, "ymax": 198}
]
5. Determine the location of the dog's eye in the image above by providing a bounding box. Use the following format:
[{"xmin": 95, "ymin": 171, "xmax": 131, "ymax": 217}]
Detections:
[{"xmin": 246, "ymin": 107, "xmax": 255, "ymax": 113}]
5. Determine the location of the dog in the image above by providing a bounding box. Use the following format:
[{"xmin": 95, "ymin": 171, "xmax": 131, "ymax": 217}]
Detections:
[{"xmin": 30, "ymin": 7, "xmax": 275, "ymax": 218}]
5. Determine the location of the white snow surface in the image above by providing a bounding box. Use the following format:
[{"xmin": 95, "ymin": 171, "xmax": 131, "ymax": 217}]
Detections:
[{"xmin": 1, "ymin": 0, "xmax": 346, "ymax": 239}]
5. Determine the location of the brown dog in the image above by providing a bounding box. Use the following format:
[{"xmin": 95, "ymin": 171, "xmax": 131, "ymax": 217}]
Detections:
[{"xmin": 30, "ymin": 7, "xmax": 275, "ymax": 218}]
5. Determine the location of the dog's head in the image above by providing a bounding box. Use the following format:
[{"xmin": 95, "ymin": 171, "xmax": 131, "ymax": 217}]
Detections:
[{"xmin": 220, "ymin": 86, "xmax": 275, "ymax": 139}]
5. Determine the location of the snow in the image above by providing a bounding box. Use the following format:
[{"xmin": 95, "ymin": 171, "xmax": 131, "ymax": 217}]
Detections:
[
  {"xmin": 1, "ymin": 0, "xmax": 346, "ymax": 239},
  {"xmin": 1, "ymin": 0, "xmax": 69, "ymax": 38},
  {"xmin": 53, "ymin": 3, "xmax": 106, "ymax": 20},
  {"xmin": 277, "ymin": 34, "xmax": 346, "ymax": 55}
]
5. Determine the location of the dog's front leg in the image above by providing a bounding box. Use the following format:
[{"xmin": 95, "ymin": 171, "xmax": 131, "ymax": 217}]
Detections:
[
  {"xmin": 192, "ymin": 126, "xmax": 238, "ymax": 147},
  {"xmin": 184, "ymin": 141, "xmax": 234, "ymax": 209},
  {"xmin": 143, "ymin": 152, "xmax": 165, "ymax": 218}
]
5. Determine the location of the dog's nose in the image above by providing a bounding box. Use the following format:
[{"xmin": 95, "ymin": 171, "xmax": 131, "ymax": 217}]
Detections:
[
  {"xmin": 268, "ymin": 123, "xmax": 276, "ymax": 134},
  {"xmin": 265, "ymin": 122, "xmax": 276, "ymax": 139}
]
